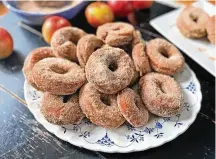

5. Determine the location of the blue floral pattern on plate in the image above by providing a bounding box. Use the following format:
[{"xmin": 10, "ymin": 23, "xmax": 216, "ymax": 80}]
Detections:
[{"xmin": 24, "ymin": 64, "xmax": 202, "ymax": 153}]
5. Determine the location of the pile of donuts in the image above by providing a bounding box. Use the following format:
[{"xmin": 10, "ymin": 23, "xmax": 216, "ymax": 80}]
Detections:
[
  {"xmin": 23, "ymin": 22, "xmax": 185, "ymax": 129},
  {"xmin": 177, "ymin": 6, "xmax": 215, "ymax": 45}
]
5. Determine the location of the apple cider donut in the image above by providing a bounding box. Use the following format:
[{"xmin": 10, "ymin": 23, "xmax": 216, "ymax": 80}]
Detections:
[
  {"xmin": 41, "ymin": 92, "xmax": 84, "ymax": 125},
  {"xmin": 132, "ymin": 30, "xmax": 143, "ymax": 47},
  {"xmin": 77, "ymin": 34, "xmax": 104, "ymax": 67},
  {"xmin": 51, "ymin": 26, "xmax": 86, "ymax": 61},
  {"xmin": 23, "ymin": 47, "xmax": 55, "ymax": 88},
  {"xmin": 32, "ymin": 57, "xmax": 86, "ymax": 95},
  {"xmin": 96, "ymin": 22, "xmax": 134, "ymax": 46},
  {"xmin": 132, "ymin": 42, "xmax": 151, "ymax": 76},
  {"xmin": 139, "ymin": 73, "xmax": 183, "ymax": 117},
  {"xmin": 85, "ymin": 46, "xmax": 135, "ymax": 94},
  {"xmin": 146, "ymin": 38, "xmax": 184, "ymax": 76},
  {"xmin": 117, "ymin": 88, "xmax": 149, "ymax": 127},
  {"xmin": 177, "ymin": 6, "xmax": 209, "ymax": 38},
  {"xmin": 206, "ymin": 15, "xmax": 216, "ymax": 45},
  {"xmin": 79, "ymin": 83, "xmax": 125, "ymax": 129}
]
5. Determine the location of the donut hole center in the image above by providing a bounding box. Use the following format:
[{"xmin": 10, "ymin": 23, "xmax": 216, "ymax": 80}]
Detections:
[
  {"xmin": 190, "ymin": 14, "xmax": 198, "ymax": 23},
  {"xmin": 100, "ymin": 95, "xmax": 111, "ymax": 106},
  {"xmin": 51, "ymin": 66, "xmax": 68, "ymax": 74},
  {"xmin": 157, "ymin": 82, "xmax": 166, "ymax": 94},
  {"xmin": 159, "ymin": 47, "xmax": 169, "ymax": 58},
  {"xmin": 63, "ymin": 95, "xmax": 71, "ymax": 103},
  {"xmin": 108, "ymin": 61, "xmax": 118, "ymax": 72}
]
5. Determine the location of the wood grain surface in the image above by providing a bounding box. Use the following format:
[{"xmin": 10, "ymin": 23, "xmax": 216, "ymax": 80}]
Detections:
[{"xmin": 0, "ymin": 2, "xmax": 215, "ymax": 159}]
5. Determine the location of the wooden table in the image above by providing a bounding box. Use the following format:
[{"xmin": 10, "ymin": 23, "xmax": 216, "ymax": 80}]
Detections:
[{"xmin": 0, "ymin": 2, "xmax": 215, "ymax": 159}]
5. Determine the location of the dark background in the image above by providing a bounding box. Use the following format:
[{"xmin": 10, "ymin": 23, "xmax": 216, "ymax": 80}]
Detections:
[{"xmin": 0, "ymin": 2, "xmax": 215, "ymax": 159}]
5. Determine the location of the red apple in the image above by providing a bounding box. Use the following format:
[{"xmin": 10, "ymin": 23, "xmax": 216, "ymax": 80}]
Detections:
[
  {"xmin": 0, "ymin": 28, "xmax": 13, "ymax": 60},
  {"xmin": 132, "ymin": 1, "xmax": 153, "ymax": 10},
  {"xmin": 85, "ymin": 2, "xmax": 114, "ymax": 28},
  {"xmin": 107, "ymin": 0, "xmax": 134, "ymax": 17},
  {"xmin": 42, "ymin": 16, "xmax": 71, "ymax": 44}
]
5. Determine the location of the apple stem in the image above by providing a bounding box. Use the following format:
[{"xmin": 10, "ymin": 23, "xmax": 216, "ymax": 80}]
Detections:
[{"xmin": 17, "ymin": 21, "xmax": 43, "ymax": 38}]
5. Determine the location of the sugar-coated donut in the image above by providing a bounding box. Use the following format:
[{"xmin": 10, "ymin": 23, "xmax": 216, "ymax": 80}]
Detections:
[
  {"xmin": 77, "ymin": 34, "xmax": 104, "ymax": 67},
  {"xmin": 32, "ymin": 57, "xmax": 86, "ymax": 95},
  {"xmin": 146, "ymin": 38, "xmax": 185, "ymax": 76},
  {"xmin": 41, "ymin": 92, "xmax": 84, "ymax": 125},
  {"xmin": 132, "ymin": 42, "xmax": 151, "ymax": 76},
  {"xmin": 206, "ymin": 15, "xmax": 216, "ymax": 45},
  {"xmin": 79, "ymin": 83, "xmax": 125, "ymax": 129},
  {"xmin": 51, "ymin": 26, "xmax": 86, "ymax": 61},
  {"xmin": 139, "ymin": 73, "xmax": 183, "ymax": 117},
  {"xmin": 132, "ymin": 30, "xmax": 143, "ymax": 47},
  {"xmin": 23, "ymin": 47, "xmax": 55, "ymax": 89},
  {"xmin": 96, "ymin": 22, "xmax": 134, "ymax": 46},
  {"xmin": 85, "ymin": 46, "xmax": 135, "ymax": 94},
  {"xmin": 117, "ymin": 88, "xmax": 149, "ymax": 127},
  {"xmin": 177, "ymin": 6, "xmax": 209, "ymax": 38}
]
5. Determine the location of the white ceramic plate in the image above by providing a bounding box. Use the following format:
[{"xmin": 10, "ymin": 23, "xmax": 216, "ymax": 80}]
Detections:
[
  {"xmin": 24, "ymin": 64, "xmax": 202, "ymax": 153},
  {"xmin": 150, "ymin": 1, "xmax": 216, "ymax": 77},
  {"xmin": 154, "ymin": 0, "xmax": 212, "ymax": 8},
  {"xmin": 154, "ymin": 0, "xmax": 185, "ymax": 8}
]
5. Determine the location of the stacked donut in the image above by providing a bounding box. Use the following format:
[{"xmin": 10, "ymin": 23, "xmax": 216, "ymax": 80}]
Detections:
[
  {"xmin": 23, "ymin": 27, "xmax": 87, "ymax": 125},
  {"xmin": 23, "ymin": 22, "xmax": 185, "ymax": 129},
  {"xmin": 177, "ymin": 6, "xmax": 215, "ymax": 45}
]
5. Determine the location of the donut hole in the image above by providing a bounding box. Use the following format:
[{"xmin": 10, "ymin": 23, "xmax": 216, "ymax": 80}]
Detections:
[
  {"xmin": 157, "ymin": 82, "xmax": 166, "ymax": 94},
  {"xmin": 158, "ymin": 47, "xmax": 169, "ymax": 58},
  {"xmin": 190, "ymin": 14, "xmax": 198, "ymax": 23},
  {"xmin": 100, "ymin": 95, "xmax": 111, "ymax": 106},
  {"xmin": 155, "ymin": 80, "xmax": 167, "ymax": 94},
  {"xmin": 51, "ymin": 66, "xmax": 68, "ymax": 74},
  {"xmin": 63, "ymin": 95, "xmax": 71, "ymax": 103},
  {"xmin": 108, "ymin": 61, "xmax": 118, "ymax": 72}
]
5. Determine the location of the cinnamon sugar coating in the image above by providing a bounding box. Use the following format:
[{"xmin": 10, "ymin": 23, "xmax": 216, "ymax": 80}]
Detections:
[
  {"xmin": 79, "ymin": 83, "xmax": 125, "ymax": 129},
  {"xmin": 77, "ymin": 34, "xmax": 104, "ymax": 67},
  {"xmin": 32, "ymin": 58, "xmax": 86, "ymax": 95},
  {"xmin": 96, "ymin": 22, "xmax": 134, "ymax": 46},
  {"xmin": 146, "ymin": 38, "xmax": 184, "ymax": 76},
  {"xmin": 206, "ymin": 15, "xmax": 216, "ymax": 45},
  {"xmin": 85, "ymin": 46, "xmax": 135, "ymax": 94},
  {"xmin": 117, "ymin": 88, "xmax": 149, "ymax": 127},
  {"xmin": 51, "ymin": 26, "xmax": 86, "ymax": 61},
  {"xmin": 22, "ymin": 22, "xmax": 186, "ymax": 128},
  {"xmin": 139, "ymin": 73, "xmax": 183, "ymax": 117},
  {"xmin": 132, "ymin": 42, "xmax": 152, "ymax": 76},
  {"xmin": 177, "ymin": 6, "xmax": 209, "ymax": 38},
  {"xmin": 23, "ymin": 47, "xmax": 55, "ymax": 89},
  {"xmin": 132, "ymin": 30, "xmax": 143, "ymax": 47},
  {"xmin": 41, "ymin": 92, "xmax": 84, "ymax": 125}
]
